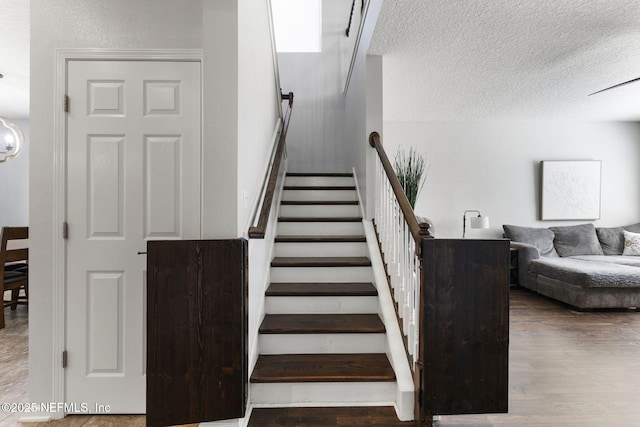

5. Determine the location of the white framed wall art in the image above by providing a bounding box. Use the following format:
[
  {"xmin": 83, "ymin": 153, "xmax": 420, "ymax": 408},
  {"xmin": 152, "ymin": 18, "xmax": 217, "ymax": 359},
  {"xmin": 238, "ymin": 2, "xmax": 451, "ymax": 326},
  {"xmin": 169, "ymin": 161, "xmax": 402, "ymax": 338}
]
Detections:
[{"xmin": 541, "ymin": 160, "xmax": 601, "ymax": 220}]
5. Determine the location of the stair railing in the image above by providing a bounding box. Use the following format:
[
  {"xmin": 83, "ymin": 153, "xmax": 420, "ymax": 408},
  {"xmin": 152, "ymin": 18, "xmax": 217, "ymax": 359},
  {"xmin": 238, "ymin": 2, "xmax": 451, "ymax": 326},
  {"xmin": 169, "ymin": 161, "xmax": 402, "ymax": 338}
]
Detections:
[
  {"xmin": 345, "ymin": 0, "xmax": 357, "ymax": 36},
  {"xmin": 368, "ymin": 131, "xmax": 431, "ymax": 366},
  {"xmin": 371, "ymin": 133, "xmax": 509, "ymax": 426},
  {"xmin": 248, "ymin": 92, "xmax": 294, "ymax": 239}
]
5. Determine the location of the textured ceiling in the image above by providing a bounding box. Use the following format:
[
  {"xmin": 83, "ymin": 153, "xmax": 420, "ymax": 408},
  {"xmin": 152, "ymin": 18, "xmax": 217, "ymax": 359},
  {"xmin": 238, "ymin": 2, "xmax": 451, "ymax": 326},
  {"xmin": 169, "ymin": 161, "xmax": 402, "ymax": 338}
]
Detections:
[
  {"xmin": 0, "ymin": 0, "xmax": 29, "ymax": 119},
  {"xmin": 5, "ymin": 1, "xmax": 640, "ymax": 121},
  {"xmin": 369, "ymin": 0, "xmax": 640, "ymax": 121}
]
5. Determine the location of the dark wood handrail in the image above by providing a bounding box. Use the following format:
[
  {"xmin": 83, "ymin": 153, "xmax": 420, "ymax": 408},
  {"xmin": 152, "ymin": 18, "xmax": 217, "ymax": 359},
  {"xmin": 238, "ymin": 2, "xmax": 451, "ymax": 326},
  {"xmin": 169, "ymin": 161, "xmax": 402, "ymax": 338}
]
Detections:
[
  {"xmin": 281, "ymin": 92, "xmax": 293, "ymax": 105},
  {"xmin": 369, "ymin": 132, "xmax": 430, "ymax": 246},
  {"xmin": 248, "ymin": 92, "xmax": 294, "ymax": 239},
  {"xmin": 345, "ymin": 0, "xmax": 357, "ymax": 37}
]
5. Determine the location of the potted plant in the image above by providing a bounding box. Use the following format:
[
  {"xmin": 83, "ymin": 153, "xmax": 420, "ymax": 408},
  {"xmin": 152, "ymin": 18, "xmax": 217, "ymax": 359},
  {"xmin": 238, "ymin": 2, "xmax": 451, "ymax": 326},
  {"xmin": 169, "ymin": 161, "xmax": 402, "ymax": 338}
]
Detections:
[
  {"xmin": 394, "ymin": 146, "xmax": 428, "ymax": 209},
  {"xmin": 394, "ymin": 146, "xmax": 434, "ymax": 236}
]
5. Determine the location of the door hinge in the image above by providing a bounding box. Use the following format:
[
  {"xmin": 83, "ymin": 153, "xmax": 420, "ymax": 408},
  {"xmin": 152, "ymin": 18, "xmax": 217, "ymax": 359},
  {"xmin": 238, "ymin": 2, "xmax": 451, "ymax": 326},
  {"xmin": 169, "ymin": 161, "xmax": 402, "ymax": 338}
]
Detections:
[
  {"xmin": 63, "ymin": 222, "xmax": 69, "ymax": 240},
  {"xmin": 62, "ymin": 350, "xmax": 68, "ymax": 368},
  {"xmin": 63, "ymin": 95, "xmax": 70, "ymax": 113}
]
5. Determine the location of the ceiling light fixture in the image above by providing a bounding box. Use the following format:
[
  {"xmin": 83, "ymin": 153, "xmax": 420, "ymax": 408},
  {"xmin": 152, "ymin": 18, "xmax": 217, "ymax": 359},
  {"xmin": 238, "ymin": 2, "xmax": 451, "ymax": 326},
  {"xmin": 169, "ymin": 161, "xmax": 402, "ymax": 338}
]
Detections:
[{"xmin": 0, "ymin": 117, "xmax": 25, "ymax": 163}]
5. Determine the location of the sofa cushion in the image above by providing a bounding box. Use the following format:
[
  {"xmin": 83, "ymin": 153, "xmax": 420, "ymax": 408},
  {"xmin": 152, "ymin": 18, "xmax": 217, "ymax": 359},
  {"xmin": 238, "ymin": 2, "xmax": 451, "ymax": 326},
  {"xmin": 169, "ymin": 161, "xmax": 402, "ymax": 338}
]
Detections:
[
  {"xmin": 622, "ymin": 230, "xmax": 640, "ymax": 256},
  {"xmin": 529, "ymin": 257, "xmax": 640, "ymax": 288},
  {"xmin": 596, "ymin": 226, "xmax": 625, "ymax": 255},
  {"xmin": 503, "ymin": 225, "xmax": 558, "ymax": 257},
  {"xmin": 625, "ymin": 223, "xmax": 640, "ymax": 234},
  {"xmin": 572, "ymin": 255, "xmax": 640, "ymax": 267},
  {"xmin": 549, "ymin": 224, "xmax": 603, "ymax": 257}
]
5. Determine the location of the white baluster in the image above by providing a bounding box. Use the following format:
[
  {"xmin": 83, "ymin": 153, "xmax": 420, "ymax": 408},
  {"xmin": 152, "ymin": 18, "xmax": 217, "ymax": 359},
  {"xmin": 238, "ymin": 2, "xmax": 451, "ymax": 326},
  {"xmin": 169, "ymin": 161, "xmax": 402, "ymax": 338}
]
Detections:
[
  {"xmin": 371, "ymin": 145, "xmax": 425, "ymax": 369},
  {"xmin": 401, "ymin": 220, "xmax": 409, "ymax": 331},
  {"xmin": 403, "ymin": 225, "xmax": 412, "ymax": 334},
  {"xmin": 416, "ymin": 263, "xmax": 420, "ymax": 365}
]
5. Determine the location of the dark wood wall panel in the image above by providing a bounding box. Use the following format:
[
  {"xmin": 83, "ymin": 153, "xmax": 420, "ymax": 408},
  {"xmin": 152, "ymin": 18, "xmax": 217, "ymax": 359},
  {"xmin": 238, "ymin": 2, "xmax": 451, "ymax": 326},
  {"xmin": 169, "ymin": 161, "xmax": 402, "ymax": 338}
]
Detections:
[
  {"xmin": 147, "ymin": 239, "xmax": 248, "ymax": 427},
  {"xmin": 420, "ymin": 239, "xmax": 509, "ymax": 418}
]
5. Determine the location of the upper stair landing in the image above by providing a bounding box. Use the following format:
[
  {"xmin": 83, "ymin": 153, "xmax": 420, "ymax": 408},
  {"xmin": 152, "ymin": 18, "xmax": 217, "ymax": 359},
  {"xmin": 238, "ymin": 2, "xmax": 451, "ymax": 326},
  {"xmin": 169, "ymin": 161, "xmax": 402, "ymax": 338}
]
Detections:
[{"xmin": 285, "ymin": 173, "xmax": 355, "ymax": 187}]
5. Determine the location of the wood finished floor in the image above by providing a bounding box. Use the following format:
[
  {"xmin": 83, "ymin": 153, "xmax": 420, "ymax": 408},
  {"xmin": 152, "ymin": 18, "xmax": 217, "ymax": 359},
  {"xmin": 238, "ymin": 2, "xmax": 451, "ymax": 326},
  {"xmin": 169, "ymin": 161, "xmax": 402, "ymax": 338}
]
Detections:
[{"xmin": 2, "ymin": 288, "xmax": 640, "ymax": 426}]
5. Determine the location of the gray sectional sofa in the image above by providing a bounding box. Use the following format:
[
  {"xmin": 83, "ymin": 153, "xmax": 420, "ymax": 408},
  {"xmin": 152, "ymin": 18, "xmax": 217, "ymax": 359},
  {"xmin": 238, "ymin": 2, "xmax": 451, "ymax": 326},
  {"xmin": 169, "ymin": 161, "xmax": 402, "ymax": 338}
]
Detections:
[{"xmin": 504, "ymin": 223, "xmax": 640, "ymax": 310}]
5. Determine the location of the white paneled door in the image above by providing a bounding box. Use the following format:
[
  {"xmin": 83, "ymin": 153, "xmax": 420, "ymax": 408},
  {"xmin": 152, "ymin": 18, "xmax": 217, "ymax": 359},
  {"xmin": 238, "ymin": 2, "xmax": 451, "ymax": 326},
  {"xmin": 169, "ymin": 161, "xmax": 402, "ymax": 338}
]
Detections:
[{"xmin": 65, "ymin": 60, "xmax": 201, "ymax": 413}]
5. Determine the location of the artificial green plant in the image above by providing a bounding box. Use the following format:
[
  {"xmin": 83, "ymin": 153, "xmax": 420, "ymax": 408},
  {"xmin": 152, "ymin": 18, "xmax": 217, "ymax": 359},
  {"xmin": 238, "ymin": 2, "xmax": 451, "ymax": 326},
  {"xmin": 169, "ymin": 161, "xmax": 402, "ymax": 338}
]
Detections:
[{"xmin": 394, "ymin": 146, "xmax": 429, "ymax": 209}]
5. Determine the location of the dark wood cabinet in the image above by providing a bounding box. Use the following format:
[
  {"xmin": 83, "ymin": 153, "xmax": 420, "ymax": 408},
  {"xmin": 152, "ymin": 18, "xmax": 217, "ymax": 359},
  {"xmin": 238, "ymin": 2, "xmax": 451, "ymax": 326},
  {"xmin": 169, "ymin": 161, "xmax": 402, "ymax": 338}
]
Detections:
[
  {"xmin": 420, "ymin": 239, "xmax": 510, "ymax": 418},
  {"xmin": 147, "ymin": 239, "xmax": 248, "ymax": 427}
]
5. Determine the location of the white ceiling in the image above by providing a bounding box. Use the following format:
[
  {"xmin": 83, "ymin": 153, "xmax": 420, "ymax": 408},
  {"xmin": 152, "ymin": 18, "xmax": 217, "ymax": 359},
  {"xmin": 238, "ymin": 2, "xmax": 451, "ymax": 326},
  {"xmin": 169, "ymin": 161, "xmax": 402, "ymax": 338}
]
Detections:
[
  {"xmin": 0, "ymin": 0, "xmax": 29, "ymax": 119},
  {"xmin": 368, "ymin": 0, "xmax": 640, "ymax": 121}
]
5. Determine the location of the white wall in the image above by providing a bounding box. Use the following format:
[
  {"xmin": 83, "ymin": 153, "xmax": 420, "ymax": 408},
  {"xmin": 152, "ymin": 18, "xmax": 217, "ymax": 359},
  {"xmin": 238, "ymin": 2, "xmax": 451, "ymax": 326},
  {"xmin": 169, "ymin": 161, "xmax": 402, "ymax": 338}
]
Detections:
[
  {"xmin": 203, "ymin": 0, "xmax": 281, "ymax": 238},
  {"xmin": 30, "ymin": 0, "xmax": 203, "ymax": 410},
  {"xmin": 277, "ymin": 0, "xmax": 353, "ymax": 173},
  {"xmin": 0, "ymin": 119, "xmax": 29, "ymax": 226},
  {"xmin": 344, "ymin": 43, "xmax": 367, "ymax": 206},
  {"xmin": 344, "ymin": 0, "xmax": 383, "ymax": 217},
  {"xmin": 384, "ymin": 120, "xmax": 640, "ymax": 238},
  {"xmin": 202, "ymin": 0, "xmax": 238, "ymax": 238},
  {"xmin": 238, "ymin": 0, "xmax": 282, "ymax": 236}
]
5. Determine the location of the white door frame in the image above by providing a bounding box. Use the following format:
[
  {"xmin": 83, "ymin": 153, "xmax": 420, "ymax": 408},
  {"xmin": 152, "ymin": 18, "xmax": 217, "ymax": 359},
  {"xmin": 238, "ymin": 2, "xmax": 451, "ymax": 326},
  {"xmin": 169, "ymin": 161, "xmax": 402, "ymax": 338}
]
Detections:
[{"xmin": 52, "ymin": 49, "xmax": 203, "ymax": 418}]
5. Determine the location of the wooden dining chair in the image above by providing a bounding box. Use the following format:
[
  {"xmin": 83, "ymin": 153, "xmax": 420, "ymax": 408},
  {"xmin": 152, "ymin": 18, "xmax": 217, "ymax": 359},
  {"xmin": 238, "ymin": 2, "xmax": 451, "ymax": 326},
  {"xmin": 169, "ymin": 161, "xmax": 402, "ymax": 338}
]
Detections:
[{"xmin": 1, "ymin": 226, "xmax": 28, "ymax": 329}]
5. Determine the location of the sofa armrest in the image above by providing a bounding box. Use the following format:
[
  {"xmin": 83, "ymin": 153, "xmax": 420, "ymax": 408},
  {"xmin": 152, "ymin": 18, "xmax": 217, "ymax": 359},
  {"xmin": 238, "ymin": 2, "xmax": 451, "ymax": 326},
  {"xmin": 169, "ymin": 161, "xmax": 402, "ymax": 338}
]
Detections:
[{"xmin": 510, "ymin": 241, "xmax": 540, "ymax": 288}]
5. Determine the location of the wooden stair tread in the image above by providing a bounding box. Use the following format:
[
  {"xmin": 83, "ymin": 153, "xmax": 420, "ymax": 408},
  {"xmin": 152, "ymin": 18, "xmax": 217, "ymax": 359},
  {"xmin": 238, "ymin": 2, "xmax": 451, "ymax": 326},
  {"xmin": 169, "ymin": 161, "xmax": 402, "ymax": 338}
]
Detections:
[
  {"xmin": 259, "ymin": 314, "xmax": 385, "ymax": 334},
  {"xmin": 281, "ymin": 200, "xmax": 359, "ymax": 205},
  {"xmin": 266, "ymin": 282, "xmax": 378, "ymax": 297},
  {"xmin": 275, "ymin": 235, "xmax": 366, "ymax": 243},
  {"xmin": 286, "ymin": 172, "xmax": 353, "ymax": 177},
  {"xmin": 250, "ymin": 353, "xmax": 395, "ymax": 383},
  {"xmin": 283, "ymin": 186, "xmax": 356, "ymax": 191},
  {"xmin": 271, "ymin": 257, "xmax": 371, "ymax": 267},
  {"xmin": 278, "ymin": 216, "xmax": 362, "ymax": 222},
  {"xmin": 249, "ymin": 406, "xmax": 413, "ymax": 426}
]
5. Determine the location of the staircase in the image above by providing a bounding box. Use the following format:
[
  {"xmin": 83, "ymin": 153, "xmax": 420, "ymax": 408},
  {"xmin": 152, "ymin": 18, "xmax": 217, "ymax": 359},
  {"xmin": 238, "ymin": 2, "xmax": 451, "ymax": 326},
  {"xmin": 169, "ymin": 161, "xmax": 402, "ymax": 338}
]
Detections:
[{"xmin": 250, "ymin": 172, "xmax": 410, "ymax": 415}]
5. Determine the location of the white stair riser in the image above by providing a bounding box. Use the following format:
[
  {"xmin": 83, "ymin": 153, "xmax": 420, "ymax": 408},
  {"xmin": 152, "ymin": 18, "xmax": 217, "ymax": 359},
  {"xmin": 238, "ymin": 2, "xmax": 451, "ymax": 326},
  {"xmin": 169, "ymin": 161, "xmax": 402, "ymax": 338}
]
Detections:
[
  {"xmin": 259, "ymin": 333, "xmax": 386, "ymax": 354},
  {"xmin": 274, "ymin": 242, "xmax": 368, "ymax": 257},
  {"xmin": 265, "ymin": 295, "xmax": 378, "ymax": 314},
  {"xmin": 250, "ymin": 382, "xmax": 396, "ymax": 406},
  {"xmin": 278, "ymin": 222, "xmax": 364, "ymax": 235},
  {"xmin": 280, "ymin": 204, "xmax": 360, "ymax": 218},
  {"xmin": 270, "ymin": 266, "xmax": 372, "ymax": 283},
  {"xmin": 285, "ymin": 176, "xmax": 354, "ymax": 186},
  {"xmin": 283, "ymin": 190, "xmax": 357, "ymax": 201}
]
